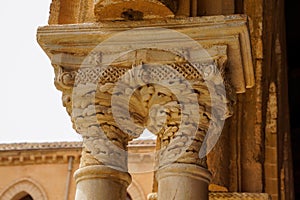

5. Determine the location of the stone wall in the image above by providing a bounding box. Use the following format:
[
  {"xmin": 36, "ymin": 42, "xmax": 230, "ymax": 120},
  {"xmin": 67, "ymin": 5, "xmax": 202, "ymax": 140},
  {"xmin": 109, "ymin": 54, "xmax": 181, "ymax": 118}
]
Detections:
[
  {"xmin": 0, "ymin": 141, "xmax": 155, "ymax": 200},
  {"xmin": 241, "ymin": 0, "xmax": 294, "ymax": 199}
]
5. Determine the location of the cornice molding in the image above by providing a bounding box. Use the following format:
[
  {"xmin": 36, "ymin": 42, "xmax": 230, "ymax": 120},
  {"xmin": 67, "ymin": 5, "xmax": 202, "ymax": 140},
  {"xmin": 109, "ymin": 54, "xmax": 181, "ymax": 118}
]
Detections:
[
  {"xmin": 0, "ymin": 140, "xmax": 156, "ymax": 151},
  {"xmin": 0, "ymin": 149, "xmax": 81, "ymax": 166},
  {"xmin": 0, "ymin": 140, "xmax": 156, "ymax": 166},
  {"xmin": 0, "ymin": 142, "xmax": 83, "ymax": 151}
]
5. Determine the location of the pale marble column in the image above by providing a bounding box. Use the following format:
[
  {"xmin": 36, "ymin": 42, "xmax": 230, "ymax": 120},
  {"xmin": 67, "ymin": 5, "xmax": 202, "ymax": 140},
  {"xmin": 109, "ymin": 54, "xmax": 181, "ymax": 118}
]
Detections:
[
  {"xmin": 74, "ymin": 165, "xmax": 131, "ymax": 200},
  {"xmin": 156, "ymin": 164, "xmax": 211, "ymax": 200}
]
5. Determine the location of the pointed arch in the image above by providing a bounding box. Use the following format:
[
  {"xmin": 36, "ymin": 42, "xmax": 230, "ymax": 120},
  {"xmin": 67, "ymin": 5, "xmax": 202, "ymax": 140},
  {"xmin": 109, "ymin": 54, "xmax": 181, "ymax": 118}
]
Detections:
[{"xmin": 0, "ymin": 178, "xmax": 47, "ymax": 200}]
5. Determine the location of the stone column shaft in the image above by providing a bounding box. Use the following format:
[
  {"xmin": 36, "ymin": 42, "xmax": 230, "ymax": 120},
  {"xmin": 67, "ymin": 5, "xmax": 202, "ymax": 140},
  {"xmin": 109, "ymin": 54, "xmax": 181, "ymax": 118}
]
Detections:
[
  {"xmin": 74, "ymin": 165, "xmax": 131, "ymax": 200},
  {"xmin": 156, "ymin": 164, "xmax": 211, "ymax": 200}
]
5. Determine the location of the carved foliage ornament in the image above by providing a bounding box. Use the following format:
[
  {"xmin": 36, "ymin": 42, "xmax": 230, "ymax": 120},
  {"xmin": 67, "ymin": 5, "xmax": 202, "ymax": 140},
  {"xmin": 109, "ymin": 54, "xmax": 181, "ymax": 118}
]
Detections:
[
  {"xmin": 52, "ymin": 28, "xmax": 232, "ymax": 172},
  {"xmin": 37, "ymin": 17, "xmax": 254, "ymax": 172}
]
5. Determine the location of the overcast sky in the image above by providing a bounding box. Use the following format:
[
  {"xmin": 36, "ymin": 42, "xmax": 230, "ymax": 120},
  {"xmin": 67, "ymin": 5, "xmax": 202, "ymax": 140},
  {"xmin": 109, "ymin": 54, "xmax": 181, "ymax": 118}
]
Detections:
[
  {"xmin": 0, "ymin": 1, "xmax": 155, "ymax": 143},
  {"xmin": 0, "ymin": 1, "xmax": 82, "ymax": 143}
]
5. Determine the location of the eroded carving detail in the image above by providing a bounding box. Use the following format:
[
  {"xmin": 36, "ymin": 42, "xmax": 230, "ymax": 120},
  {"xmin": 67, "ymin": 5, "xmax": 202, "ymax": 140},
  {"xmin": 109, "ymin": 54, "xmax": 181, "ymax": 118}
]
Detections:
[
  {"xmin": 37, "ymin": 14, "xmax": 255, "ymax": 200},
  {"xmin": 53, "ymin": 49, "xmax": 233, "ymax": 171}
]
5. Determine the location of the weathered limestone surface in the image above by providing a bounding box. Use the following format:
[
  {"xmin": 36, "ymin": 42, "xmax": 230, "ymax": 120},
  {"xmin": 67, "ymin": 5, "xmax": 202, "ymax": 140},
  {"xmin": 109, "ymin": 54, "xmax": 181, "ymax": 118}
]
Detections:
[
  {"xmin": 156, "ymin": 164, "xmax": 211, "ymax": 200},
  {"xmin": 38, "ymin": 15, "xmax": 254, "ymax": 199},
  {"xmin": 48, "ymin": 0, "xmax": 236, "ymax": 24},
  {"xmin": 35, "ymin": 0, "xmax": 280, "ymax": 198},
  {"xmin": 238, "ymin": 1, "xmax": 293, "ymax": 199},
  {"xmin": 148, "ymin": 192, "xmax": 271, "ymax": 200},
  {"xmin": 74, "ymin": 165, "xmax": 131, "ymax": 199},
  {"xmin": 94, "ymin": 0, "xmax": 176, "ymax": 21},
  {"xmin": 0, "ymin": 142, "xmax": 82, "ymax": 200}
]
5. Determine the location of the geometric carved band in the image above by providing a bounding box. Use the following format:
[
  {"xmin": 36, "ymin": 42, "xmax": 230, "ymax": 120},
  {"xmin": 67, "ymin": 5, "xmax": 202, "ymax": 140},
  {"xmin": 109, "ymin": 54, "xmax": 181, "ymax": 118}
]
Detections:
[
  {"xmin": 209, "ymin": 193, "xmax": 271, "ymax": 200},
  {"xmin": 148, "ymin": 192, "xmax": 271, "ymax": 200}
]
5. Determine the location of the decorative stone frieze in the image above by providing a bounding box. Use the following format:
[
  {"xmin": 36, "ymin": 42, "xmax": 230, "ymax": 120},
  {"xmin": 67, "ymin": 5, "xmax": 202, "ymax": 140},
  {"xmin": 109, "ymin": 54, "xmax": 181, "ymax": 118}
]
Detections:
[
  {"xmin": 0, "ymin": 142, "xmax": 82, "ymax": 166},
  {"xmin": 209, "ymin": 193, "xmax": 271, "ymax": 200},
  {"xmin": 147, "ymin": 192, "xmax": 271, "ymax": 200}
]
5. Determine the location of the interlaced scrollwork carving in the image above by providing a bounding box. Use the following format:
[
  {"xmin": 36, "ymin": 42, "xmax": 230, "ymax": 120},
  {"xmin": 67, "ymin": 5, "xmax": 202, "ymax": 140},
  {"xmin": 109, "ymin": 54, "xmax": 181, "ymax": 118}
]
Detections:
[{"xmin": 53, "ymin": 49, "xmax": 234, "ymax": 171}]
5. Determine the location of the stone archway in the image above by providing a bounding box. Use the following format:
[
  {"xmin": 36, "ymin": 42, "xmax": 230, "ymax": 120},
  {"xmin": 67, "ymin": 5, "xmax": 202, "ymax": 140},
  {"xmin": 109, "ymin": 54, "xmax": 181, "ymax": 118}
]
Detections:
[
  {"xmin": 127, "ymin": 179, "xmax": 146, "ymax": 200},
  {"xmin": 0, "ymin": 178, "xmax": 47, "ymax": 200}
]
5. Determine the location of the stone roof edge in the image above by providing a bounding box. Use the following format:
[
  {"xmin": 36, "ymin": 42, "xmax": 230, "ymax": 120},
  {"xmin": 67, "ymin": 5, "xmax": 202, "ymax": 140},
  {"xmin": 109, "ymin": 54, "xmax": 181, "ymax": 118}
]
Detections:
[{"xmin": 0, "ymin": 140, "xmax": 156, "ymax": 151}]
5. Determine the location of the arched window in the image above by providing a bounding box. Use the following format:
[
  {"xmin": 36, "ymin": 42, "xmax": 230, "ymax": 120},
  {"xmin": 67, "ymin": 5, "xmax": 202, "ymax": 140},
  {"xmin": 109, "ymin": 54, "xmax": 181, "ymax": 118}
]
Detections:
[
  {"xmin": 12, "ymin": 192, "xmax": 34, "ymax": 200},
  {"xmin": 20, "ymin": 194, "xmax": 34, "ymax": 200}
]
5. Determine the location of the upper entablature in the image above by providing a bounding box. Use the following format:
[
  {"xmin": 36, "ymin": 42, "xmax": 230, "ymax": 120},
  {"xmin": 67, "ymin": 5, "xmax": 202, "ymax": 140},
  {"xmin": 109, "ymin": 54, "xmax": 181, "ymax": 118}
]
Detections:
[{"xmin": 48, "ymin": 0, "xmax": 235, "ymax": 24}]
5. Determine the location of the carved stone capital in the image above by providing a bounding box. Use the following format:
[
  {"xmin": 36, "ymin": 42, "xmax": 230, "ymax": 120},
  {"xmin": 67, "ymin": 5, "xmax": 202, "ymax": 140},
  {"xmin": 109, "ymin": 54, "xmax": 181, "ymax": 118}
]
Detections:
[
  {"xmin": 37, "ymin": 15, "xmax": 255, "ymax": 200},
  {"xmin": 38, "ymin": 15, "xmax": 254, "ymax": 92},
  {"xmin": 38, "ymin": 16, "xmax": 254, "ymax": 170},
  {"xmin": 38, "ymin": 14, "xmax": 254, "ymax": 200}
]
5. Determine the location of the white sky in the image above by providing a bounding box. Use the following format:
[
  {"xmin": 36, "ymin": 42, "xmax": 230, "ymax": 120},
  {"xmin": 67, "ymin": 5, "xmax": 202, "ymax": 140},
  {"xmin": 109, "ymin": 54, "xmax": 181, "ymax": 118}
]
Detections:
[
  {"xmin": 0, "ymin": 1, "xmax": 154, "ymax": 143},
  {"xmin": 0, "ymin": 1, "xmax": 82, "ymax": 143}
]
